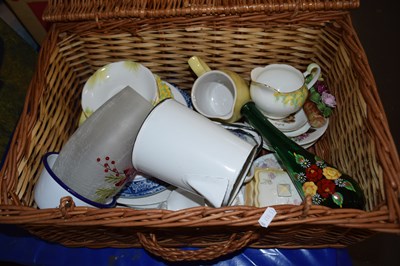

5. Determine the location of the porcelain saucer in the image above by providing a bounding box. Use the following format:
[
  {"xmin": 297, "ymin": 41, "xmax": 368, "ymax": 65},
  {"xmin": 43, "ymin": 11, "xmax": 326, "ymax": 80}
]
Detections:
[
  {"xmin": 166, "ymin": 188, "xmax": 205, "ymax": 211},
  {"xmin": 283, "ymin": 120, "xmax": 311, "ymax": 138},
  {"xmin": 267, "ymin": 108, "xmax": 308, "ymax": 132},
  {"xmin": 116, "ymin": 178, "xmax": 173, "ymax": 208},
  {"xmin": 258, "ymin": 119, "xmax": 329, "ymax": 151},
  {"xmin": 291, "ymin": 118, "xmax": 329, "ymax": 146}
]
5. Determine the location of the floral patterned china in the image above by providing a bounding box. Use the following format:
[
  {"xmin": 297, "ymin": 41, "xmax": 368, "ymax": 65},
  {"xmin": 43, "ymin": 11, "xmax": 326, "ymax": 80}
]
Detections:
[
  {"xmin": 291, "ymin": 118, "xmax": 329, "ymax": 146},
  {"xmin": 116, "ymin": 185, "xmax": 174, "ymax": 209},
  {"xmin": 283, "ymin": 120, "xmax": 311, "ymax": 138},
  {"xmin": 81, "ymin": 61, "xmax": 158, "ymax": 118},
  {"xmin": 267, "ymin": 108, "xmax": 309, "ymax": 133},
  {"xmin": 244, "ymin": 168, "xmax": 303, "ymax": 207},
  {"xmin": 117, "ymin": 174, "xmax": 170, "ymax": 199},
  {"xmin": 79, "ymin": 78, "xmax": 191, "ymax": 125},
  {"xmin": 250, "ymin": 63, "xmax": 321, "ymax": 119}
]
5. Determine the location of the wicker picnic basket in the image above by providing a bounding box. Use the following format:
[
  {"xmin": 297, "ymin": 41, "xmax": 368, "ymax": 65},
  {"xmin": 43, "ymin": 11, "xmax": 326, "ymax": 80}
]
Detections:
[{"xmin": 0, "ymin": 0, "xmax": 399, "ymax": 262}]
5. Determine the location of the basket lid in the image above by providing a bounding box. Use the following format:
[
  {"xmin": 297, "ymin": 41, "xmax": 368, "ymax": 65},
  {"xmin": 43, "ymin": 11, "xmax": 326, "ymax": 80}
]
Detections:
[{"xmin": 43, "ymin": 0, "xmax": 360, "ymax": 22}]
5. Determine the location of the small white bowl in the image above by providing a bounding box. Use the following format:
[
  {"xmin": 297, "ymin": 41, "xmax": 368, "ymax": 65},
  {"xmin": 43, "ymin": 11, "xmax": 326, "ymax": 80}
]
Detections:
[{"xmin": 34, "ymin": 152, "xmax": 116, "ymax": 209}]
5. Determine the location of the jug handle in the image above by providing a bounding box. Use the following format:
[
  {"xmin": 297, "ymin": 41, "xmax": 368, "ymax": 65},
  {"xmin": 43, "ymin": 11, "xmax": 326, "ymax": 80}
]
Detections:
[
  {"xmin": 188, "ymin": 56, "xmax": 212, "ymax": 77},
  {"xmin": 303, "ymin": 63, "xmax": 321, "ymax": 89}
]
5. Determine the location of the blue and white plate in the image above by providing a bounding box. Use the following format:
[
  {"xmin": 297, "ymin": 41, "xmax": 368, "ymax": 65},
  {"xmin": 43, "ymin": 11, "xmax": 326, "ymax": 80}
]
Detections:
[
  {"xmin": 116, "ymin": 174, "xmax": 173, "ymax": 209},
  {"xmin": 117, "ymin": 174, "xmax": 169, "ymax": 199},
  {"xmin": 218, "ymin": 122, "xmax": 263, "ymax": 154}
]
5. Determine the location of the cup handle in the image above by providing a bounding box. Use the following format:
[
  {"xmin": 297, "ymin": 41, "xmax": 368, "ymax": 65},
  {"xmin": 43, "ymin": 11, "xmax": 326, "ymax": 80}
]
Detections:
[
  {"xmin": 303, "ymin": 63, "xmax": 321, "ymax": 89},
  {"xmin": 188, "ymin": 56, "xmax": 212, "ymax": 77}
]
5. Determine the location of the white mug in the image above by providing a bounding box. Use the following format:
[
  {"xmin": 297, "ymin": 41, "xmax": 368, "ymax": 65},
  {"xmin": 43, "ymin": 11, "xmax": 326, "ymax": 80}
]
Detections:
[
  {"xmin": 189, "ymin": 56, "xmax": 251, "ymax": 123},
  {"xmin": 131, "ymin": 99, "xmax": 258, "ymax": 207}
]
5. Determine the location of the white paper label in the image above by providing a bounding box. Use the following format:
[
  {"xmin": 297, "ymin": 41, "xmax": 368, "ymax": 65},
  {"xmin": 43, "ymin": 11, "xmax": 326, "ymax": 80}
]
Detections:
[{"xmin": 258, "ymin": 207, "xmax": 277, "ymax": 228}]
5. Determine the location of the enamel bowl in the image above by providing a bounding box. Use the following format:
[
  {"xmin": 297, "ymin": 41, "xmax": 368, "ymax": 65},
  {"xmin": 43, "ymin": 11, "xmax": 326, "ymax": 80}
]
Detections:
[{"xmin": 34, "ymin": 152, "xmax": 116, "ymax": 209}]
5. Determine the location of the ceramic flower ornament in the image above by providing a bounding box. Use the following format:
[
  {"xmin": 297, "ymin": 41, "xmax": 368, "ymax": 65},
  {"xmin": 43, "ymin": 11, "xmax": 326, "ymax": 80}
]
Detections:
[{"xmin": 307, "ymin": 77, "xmax": 337, "ymax": 118}]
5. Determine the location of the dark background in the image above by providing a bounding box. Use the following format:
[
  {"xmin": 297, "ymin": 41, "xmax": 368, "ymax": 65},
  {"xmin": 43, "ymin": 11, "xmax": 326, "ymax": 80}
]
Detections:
[{"xmin": 348, "ymin": 1, "xmax": 400, "ymax": 265}]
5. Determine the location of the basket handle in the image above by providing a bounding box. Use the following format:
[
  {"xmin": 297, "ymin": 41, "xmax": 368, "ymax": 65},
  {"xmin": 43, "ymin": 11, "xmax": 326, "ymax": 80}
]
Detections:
[{"xmin": 137, "ymin": 230, "xmax": 257, "ymax": 262}]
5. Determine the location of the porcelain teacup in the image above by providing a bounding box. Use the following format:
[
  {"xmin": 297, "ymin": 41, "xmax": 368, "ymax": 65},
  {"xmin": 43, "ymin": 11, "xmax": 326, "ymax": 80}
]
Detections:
[
  {"xmin": 188, "ymin": 56, "xmax": 251, "ymax": 123},
  {"xmin": 250, "ymin": 63, "xmax": 321, "ymax": 119}
]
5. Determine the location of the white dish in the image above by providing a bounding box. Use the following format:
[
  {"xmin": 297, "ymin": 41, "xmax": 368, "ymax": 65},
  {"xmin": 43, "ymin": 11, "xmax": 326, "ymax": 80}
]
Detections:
[
  {"xmin": 164, "ymin": 81, "xmax": 192, "ymax": 108},
  {"xmin": 302, "ymin": 140, "xmax": 317, "ymax": 149},
  {"xmin": 291, "ymin": 119, "xmax": 329, "ymax": 146},
  {"xmin": 283, "ymin": 120, "xmax": 311, "ymax": 138},
  {"xmin": 262, "ymin": 137, "xmax": 317, "ymax": 151},
  {"xmin": 117, "ymin": 174, "xmax": 169, "ymax": 199},
  {"xmin": 79, "ymin": 79, "xmax": 190, "ymax": 125},
  {"xmin": 166, "ymin": 188, "xmax": 205, "ymax": 211},
  {"xmin": 116, "ymin": 186, "xmax": 173, "ymax": 208},
  {"xmin": 219, "ymin": 122, "xmax": 263, "ymax": 153},
  {"xmin": 267, "ymin": 108, "xmax": 308, "ymax": 132},
  {"xmin": 247, "ymin": 153, "xmax": 283, "ymax": 180},
  {"xmin": 254, "ymin": 119, "xmax": 328, "ymax": 151},
  {"xmin": 81, "ymin": 61, "xmax": 158, "ymax": 118},
  {"xmin": 244, "ymin": 168, "xmax": 303, "ymax": 207}
]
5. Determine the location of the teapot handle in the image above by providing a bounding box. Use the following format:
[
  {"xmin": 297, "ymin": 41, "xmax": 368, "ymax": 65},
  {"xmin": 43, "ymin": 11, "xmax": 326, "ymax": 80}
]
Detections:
[
  {"xmin": 188, "ymin": 56, "xmax": 212, "ymax": 77},
  {"xmin": 303, "ymin": 63, "xmax": 321, "ymax": 89}
]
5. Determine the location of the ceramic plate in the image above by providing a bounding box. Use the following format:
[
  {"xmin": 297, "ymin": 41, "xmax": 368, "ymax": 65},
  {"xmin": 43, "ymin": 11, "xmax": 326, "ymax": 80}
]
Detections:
[
  {"xmin": 164, "ymin": 81, "xmax": 192, "ymax": 109},
  {"xmin": 302, "ymin": 141, "xmax": 317, "ymax": 149},
  {"xmin": 283, "ymin": 120, "xmax": 311, "ymax": 138},
  {"xmin": 247, "ymin": 153, "xmax": 283, "ymax": 180},
  {"xmin": 79, "ymin": 79, "xmax": 190, "ymax": 125},
  {"xmin": 267, "ymin": 108, "xmax": 308, "ymax": 132},
  {"xmin": 116, "ymin": 189, "xmax": 172, "ymax": 209},
  {"xmin": 81, "ymin": 61, "xmax": 158, "ymax": 118},
  {"xmin": 255, "ymin": 119, "xmax": 329, "ymax": 151},
  {"xmin": 219, "ymin": 122, "xmax": 263, "ymax": 152},
  {"xmin": 244, "ymin": 168, "xmax": 303, "ymax": 207},
  {"xmin": 117, "ymin": 174, "xmax": 170, "ymax": 199},
  {"xmin": 166, "ymin": 188, "xmax": 205, "ymax": 211},
  {"xmin": 291, "ymin": 119, "xmax": 329, "ymax": 146}
]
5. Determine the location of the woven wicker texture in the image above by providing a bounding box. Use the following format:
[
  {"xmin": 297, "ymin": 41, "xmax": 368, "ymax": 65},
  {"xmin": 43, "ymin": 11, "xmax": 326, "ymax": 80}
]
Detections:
[
  {"xmin": 43, "ymin": 0, "xmax": 361, "ymax": 21},
  {"xmin": 0, "ymin": 0, "xmax": 399, "ymax": 262}
]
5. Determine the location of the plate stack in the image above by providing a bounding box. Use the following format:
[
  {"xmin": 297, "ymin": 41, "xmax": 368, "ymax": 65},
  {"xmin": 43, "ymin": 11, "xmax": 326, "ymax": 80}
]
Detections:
[{"xmin": 263, "ymin": 108, "xmax": 329, "ymax": 150}]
